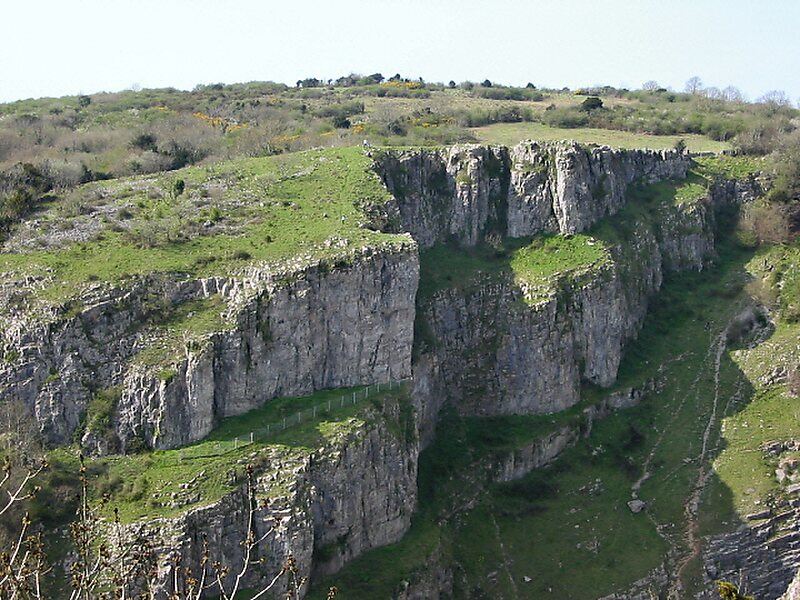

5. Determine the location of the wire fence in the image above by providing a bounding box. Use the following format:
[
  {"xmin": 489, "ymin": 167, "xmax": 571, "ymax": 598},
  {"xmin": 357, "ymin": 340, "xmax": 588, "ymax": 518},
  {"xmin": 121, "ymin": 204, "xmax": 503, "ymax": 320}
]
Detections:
[{"xmin": 179, "ymin": 378, "xmax": 410, "ymax": 461}]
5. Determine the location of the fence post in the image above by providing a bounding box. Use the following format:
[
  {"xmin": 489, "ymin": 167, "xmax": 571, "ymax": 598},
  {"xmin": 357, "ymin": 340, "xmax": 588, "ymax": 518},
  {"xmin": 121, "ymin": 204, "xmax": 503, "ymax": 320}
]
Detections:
[
  {"xmin": 328, "ymin": 399, "xmax": 331, "ymax": 411},
  {"xmin": 283, "ymin": 417, "xmax": 286, "ymax": 429},
  {"xmin": 234, "ymin": 437, "xmax": 238, "ymax": 449},
  {"xmin": 250, "ymin": 432, "xmax": 254, "ymax": 444},
  {"xmin": 353, "ymin": 392, "xmax": 356, "ymax": 403},
  {"xmin": 313, "ymin": 406, "xmax": 317, "ymax": 418}
]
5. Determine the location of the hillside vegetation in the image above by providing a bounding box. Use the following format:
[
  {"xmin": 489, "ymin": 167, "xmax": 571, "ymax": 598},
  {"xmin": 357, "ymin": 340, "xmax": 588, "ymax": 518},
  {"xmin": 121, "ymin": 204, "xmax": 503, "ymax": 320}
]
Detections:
[
  {"xmin": 2, "ymin": 75, "xmax": 796, "ymax": 238},
  {"xmin": 1, "ymin": 75, "xmax": 800, "ymax": 600}
]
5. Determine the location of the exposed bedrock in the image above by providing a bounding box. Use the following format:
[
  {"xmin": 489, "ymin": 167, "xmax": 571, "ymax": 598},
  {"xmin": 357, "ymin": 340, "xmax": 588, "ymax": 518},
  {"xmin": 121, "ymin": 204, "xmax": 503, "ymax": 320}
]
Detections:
[
  {"xmin": 0, "ymin": 244, "xmax": 419, "ymax": 450},
  {"xmin": 418, "ymin": 221, "xmax": 664, "ymax": 416},
  {"xmin": 374, "ymin": 141, "xmax": 691, "ymax": 248},
  {"xmin": 130, "ymin": 396, "xmax": 417, "ymax": 598},
  {"xmin": 413, "ymin": 156, "xmax": 752, "ymax": 417}
]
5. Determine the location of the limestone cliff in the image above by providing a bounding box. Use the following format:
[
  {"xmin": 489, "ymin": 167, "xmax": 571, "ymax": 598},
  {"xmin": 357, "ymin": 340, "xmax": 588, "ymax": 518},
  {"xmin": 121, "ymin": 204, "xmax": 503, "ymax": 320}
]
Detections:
[
  {"xmin": 128, "ymin": 394, "xmax": 417, "ymax": 598},
  {"xmin": 375, "ymin": 141, "xmax": 691, "ymax": 247},
  {"xmin": 0, "ymin": 242, "xmax": 418, "ymax": 450},
  {"xmin": 417, "ymin": 221, "xmax": 662, "ymax": 416}
]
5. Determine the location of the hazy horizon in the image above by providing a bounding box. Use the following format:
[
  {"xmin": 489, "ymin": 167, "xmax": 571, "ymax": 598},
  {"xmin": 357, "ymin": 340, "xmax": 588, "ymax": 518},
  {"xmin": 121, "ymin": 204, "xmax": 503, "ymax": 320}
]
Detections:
[{"xmin": 2, "ymin": 0, "xmax": 799, "ymax": 105}]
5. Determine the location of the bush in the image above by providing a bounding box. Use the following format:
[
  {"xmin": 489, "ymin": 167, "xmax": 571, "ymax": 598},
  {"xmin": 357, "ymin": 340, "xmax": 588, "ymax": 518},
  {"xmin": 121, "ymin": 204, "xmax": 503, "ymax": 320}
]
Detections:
[
  {"xmin": 473, "ymin": 87, "xmax": 544, "ymax": 101},
  {"xmin": 131, "ymin": 133, "xmax": 158, "ymax": 152},
  {"xmin": 542, "ymin": 107, "xmax": 589, "ymax": 128},
  {"xmin": 580, "ymin": 96, "xmax": 604, "ymax": 112},
  {"xmin": 172, "ymin": 178, "xmax": 185, "ymax": 197}
]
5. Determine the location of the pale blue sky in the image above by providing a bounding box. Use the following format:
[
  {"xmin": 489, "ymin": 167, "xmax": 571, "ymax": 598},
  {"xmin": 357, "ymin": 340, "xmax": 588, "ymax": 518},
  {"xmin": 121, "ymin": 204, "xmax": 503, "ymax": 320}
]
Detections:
[{"xmin": 2, "ymin": 0, "xmax": 798, "ymax": 104}]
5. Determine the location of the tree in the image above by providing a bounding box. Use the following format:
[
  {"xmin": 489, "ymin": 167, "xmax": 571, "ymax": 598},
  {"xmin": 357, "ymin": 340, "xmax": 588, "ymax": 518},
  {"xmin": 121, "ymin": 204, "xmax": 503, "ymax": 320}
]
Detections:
[
  {"xmin": 481, "ymin": 79, "xmax": 492, "ymax": 88},
  {"xmin": 642, "ymin": 80, "xmax": 660, "ymax": 91},
  {"xmin": 298, "ymin": 78, "xmax": 322, "ymax": 88},
  {"xmin": 685, "ymin": 76, "xmax": 704, "ymax": 95},
  {"xmin": 758, "ymin": 90, "xmax": 792, "ymax": 107},
  {"xmin": 77, "ymin": 95, "xmax": 92, "ymax": 108},
  {"xmin": 448, "ymin": 80, "xmax": 456, "ymax": 89},
  {"xmin": 722, "ymin": 86, "xmax": 744, "ymax": 103},
  {"xmin": 172, "ymin": 178, "xmax": 185, "ymax": 198},
  {"xmin": 131, "ymin": 133, "xmax": 158, "ymax": 152}
]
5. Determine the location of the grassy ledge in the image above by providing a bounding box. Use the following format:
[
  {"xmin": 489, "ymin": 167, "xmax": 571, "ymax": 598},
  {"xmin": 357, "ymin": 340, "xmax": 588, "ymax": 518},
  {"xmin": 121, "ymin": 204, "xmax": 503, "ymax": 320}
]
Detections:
[
  {"xmin": 0, "ymin": 146, "xmax": 410, "ymax": 304},
  {"xmin": 43, "ymin": 385, "xmax": 410, "ymax": 524},
  {"xmin": 418, "ymin": 234, "xmax": 611, "ymax": 303}
]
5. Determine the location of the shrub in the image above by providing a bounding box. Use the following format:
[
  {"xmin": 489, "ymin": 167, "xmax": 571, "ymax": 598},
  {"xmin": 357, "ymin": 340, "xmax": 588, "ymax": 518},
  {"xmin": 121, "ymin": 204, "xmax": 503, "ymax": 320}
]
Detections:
[
  {"xmin": 580, "ymin": 96, "xmax": 604, "ymax": 112},
  {"xmin": 172, "ymin": 178, "xmax": 185, "ymax": 197},
  {"xmin": 542, "ymin": 107, "xmax": 589, "ymax": 128},
  {"xmin": 130, "ymin": 133, "xmax": 158, "ymax": 152}
]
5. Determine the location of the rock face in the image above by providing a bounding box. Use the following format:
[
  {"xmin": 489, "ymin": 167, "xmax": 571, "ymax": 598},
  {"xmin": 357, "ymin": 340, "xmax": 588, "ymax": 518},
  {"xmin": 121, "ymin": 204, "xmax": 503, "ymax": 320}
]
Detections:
[
  {"xmin": 418, "ymin": 220, "xmax": 666, "ymax": 416},
  {"xmin": 0, "ymin": 243, "xmax": 419, "ymax": 450},
  {"xmin": 0, "ymin": 143, "xmax": 769, "ymax": 598},
  {"xmin": 507, "ymin": 142, "xmax": 690, "ymax": 237},
  {"xmin": 375, "ymin": 142, "xmax": 691, "ymax": 248},
  {"xmin": 132, "ymin": 395, "xmax": 417, "ymax": 598},
  {"xmin": 486, "ymin": 425, "xmax": 579, "ymax": 483},
  {"xmin": 700, "ymin": 505, "xmax": 800, "ymax": 600}
]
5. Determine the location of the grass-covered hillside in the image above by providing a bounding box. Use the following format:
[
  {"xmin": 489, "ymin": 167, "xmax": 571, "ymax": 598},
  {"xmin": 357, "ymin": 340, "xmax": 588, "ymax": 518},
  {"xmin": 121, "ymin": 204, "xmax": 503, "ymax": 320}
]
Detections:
[
  {"xmin": 2, "ymin": 75, "xmax": 796, "ymax": 241},
  {"xmin": 0, "ymin": 146, "xmax": 409, "ymax": 305}
]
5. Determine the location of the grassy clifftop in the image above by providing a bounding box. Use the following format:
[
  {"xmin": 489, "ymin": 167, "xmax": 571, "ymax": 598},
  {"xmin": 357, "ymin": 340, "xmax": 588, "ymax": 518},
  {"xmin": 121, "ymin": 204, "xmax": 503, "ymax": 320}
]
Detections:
[{"xmin": 0, "ymin": 147, "xmax": 410, "ymax": 303}]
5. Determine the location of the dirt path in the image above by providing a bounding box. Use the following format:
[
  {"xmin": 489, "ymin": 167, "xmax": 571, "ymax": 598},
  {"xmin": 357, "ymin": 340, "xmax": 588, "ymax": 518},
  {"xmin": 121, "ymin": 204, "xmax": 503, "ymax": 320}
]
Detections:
[
  {"xmin": 490, "ymin": 511, "xmax": 520, "ymax": 600},
  {"xmin": 666, "ymin": 314, "xmax": 740, "ymax": 599}
]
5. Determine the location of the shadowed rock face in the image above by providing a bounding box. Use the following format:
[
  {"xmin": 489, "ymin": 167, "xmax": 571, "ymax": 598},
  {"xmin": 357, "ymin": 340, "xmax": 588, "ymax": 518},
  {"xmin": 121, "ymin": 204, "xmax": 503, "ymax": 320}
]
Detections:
[
  {"xmin": 374, "ymin": 141, "xmax": 691, "ymax": 248},
  {"xmin": 418, "ymin": 221, "xmax": 663, "ymax": 417}
]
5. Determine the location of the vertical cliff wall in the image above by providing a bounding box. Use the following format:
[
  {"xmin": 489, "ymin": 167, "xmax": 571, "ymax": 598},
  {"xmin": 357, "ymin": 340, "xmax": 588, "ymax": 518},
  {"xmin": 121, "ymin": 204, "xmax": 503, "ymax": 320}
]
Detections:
[
  {"xmin": 130, "ymin": 394, "xmax": 418, "ymax": 598},
  {"xmin": 0, "ymin": 243, "xmax": 419, "ymax": 450},
  {"xmin": 375, "ymin": 141, "xmax": 691, "ymax": 248}
]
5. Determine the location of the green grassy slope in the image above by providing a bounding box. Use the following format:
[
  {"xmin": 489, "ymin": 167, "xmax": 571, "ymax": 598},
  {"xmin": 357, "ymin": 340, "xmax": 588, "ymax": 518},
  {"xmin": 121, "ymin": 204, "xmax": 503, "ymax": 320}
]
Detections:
[
  {"xmin": 471, "ymin": 122, "xmax": 730, "ymax": 152},
  {"xmin": 0, "ymin": 147, "xmax": 409, "ymax": 303}
]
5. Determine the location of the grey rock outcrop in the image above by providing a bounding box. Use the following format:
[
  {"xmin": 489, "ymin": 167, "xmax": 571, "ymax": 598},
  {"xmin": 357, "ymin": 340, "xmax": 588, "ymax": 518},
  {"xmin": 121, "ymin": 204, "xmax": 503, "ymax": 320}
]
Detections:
[
  {"xmin": 419, "ymin": 221, "xmax": 663, "ymax": 416},
  {"xmin": 507, "ymin": 142, "xmax": 690, "ymax": 237},
  {"xmin": 700, "ymin": 505, "xmax": 800, "ymax": 600},
  {"xmin": 129, "ymin": 395, "xmax": 417, "ymax": 598},
  {"xmin": 486, "ymin": 425, "xmax": 579, "ymax": 483},
  {"xmin": 0, "ymin": 243, "xmax": 419, "ymax": 450},
  {"xmin": 375, "ymin": 145, "xmax": 511, "ymax": 248},
  {"xmin": 375, "ymin": 141, "xmax": 691, "ymax": 248}
]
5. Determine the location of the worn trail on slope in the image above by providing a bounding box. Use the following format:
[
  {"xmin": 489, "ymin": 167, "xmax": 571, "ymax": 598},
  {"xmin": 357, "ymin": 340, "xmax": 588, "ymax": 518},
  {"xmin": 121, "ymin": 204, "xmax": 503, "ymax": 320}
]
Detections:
[{"xmin": 667, "ymin": 312, "xmax": 740, "ymax": 599}]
